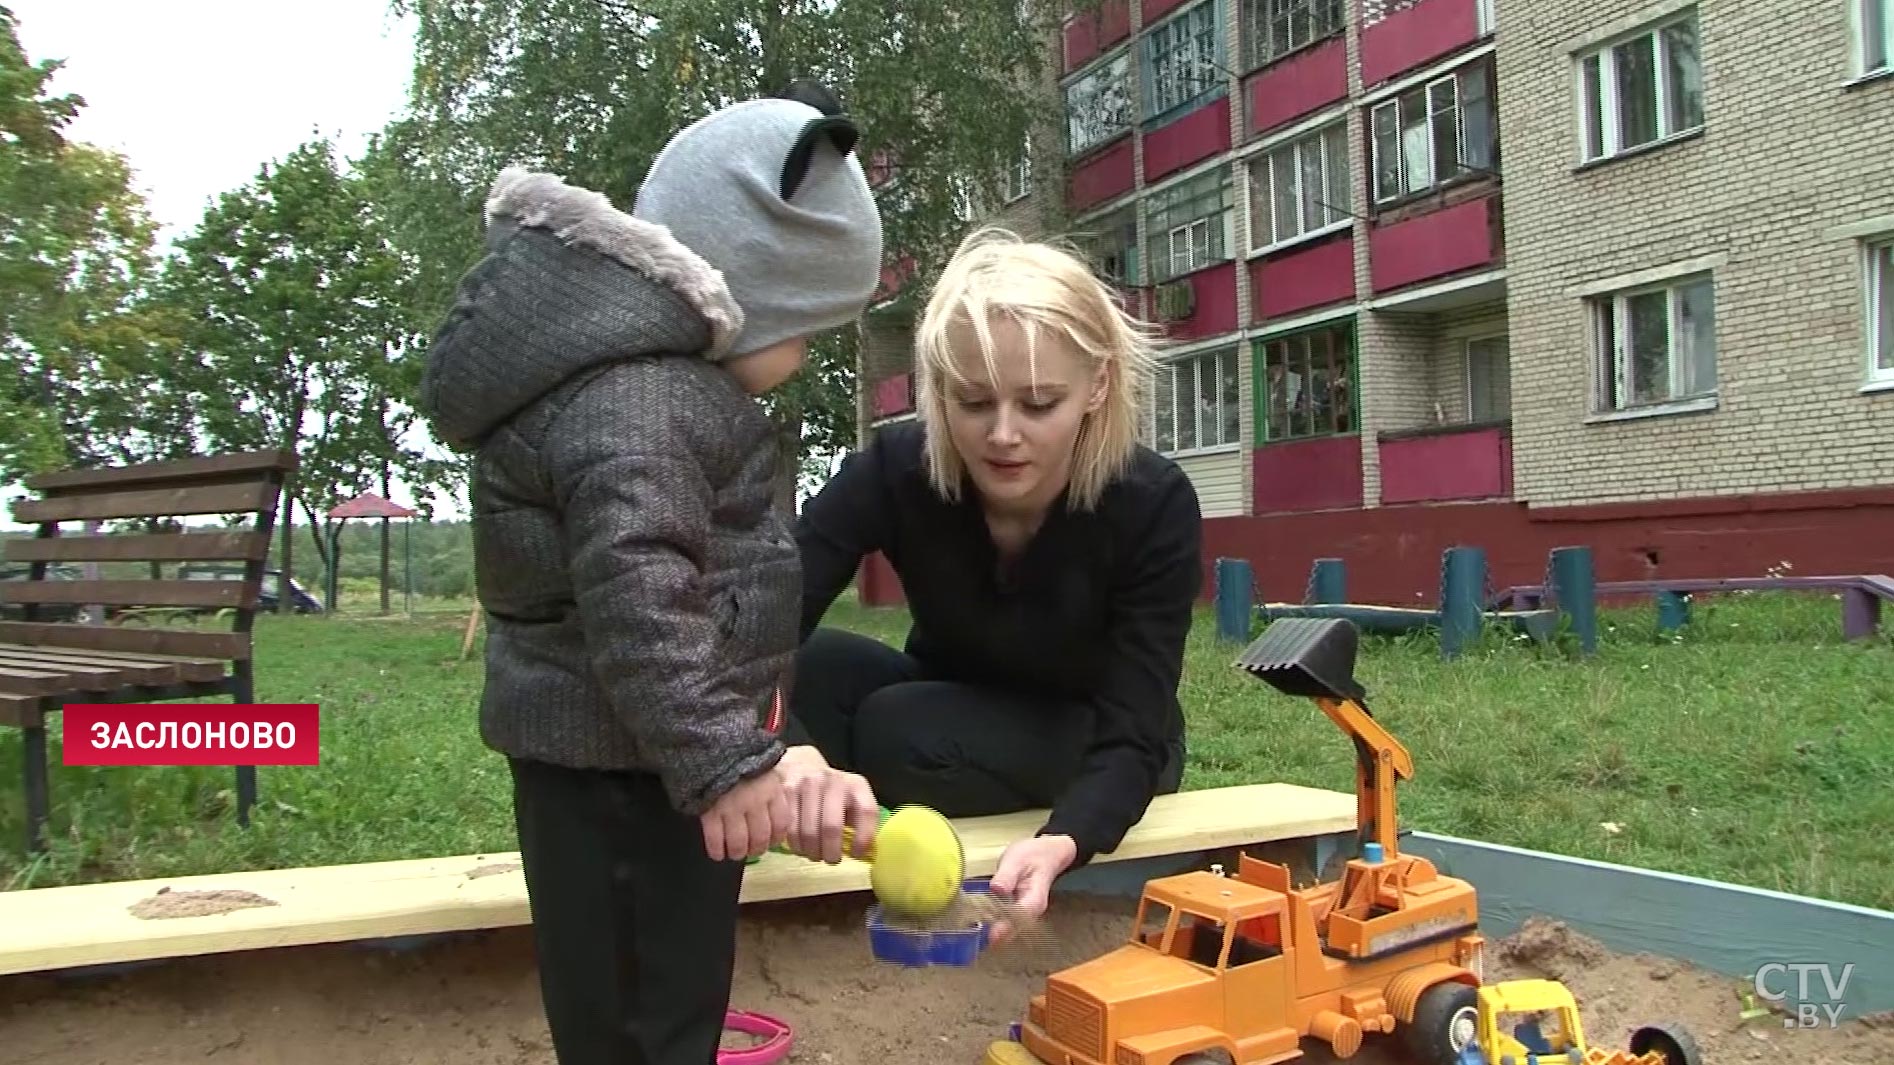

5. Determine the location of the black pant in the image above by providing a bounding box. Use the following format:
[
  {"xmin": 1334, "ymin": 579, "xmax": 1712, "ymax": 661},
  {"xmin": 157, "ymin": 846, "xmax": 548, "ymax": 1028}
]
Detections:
[
  {"xmin": 509, "ymin": 756, "xmax": 743, "ymax": 1065},
  {"xmin": 789, "ymin": 627, "xmax": 1184, "ymax": 818}
]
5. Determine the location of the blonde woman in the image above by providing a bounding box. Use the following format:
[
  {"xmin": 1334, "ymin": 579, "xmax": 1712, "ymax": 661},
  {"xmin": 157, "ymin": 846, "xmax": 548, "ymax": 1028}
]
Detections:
[{"xmin": 776, "ymin": 227, "xmax": 1203, "ymax": 921}]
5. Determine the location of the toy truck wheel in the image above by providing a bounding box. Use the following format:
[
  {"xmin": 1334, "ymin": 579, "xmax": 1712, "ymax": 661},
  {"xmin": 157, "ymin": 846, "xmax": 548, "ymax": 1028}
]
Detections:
[
  {"xmin": 1627, "ymin": 1023, "xmax": 1703, "ymax": 1065},
  {"xmin": 1403, "ymin": 981, "xmax": 1480, "ymax": 1065},
  {"xmin": 1172, "ymin": 1052, "xmax": 1233, "ymax": 1065}
]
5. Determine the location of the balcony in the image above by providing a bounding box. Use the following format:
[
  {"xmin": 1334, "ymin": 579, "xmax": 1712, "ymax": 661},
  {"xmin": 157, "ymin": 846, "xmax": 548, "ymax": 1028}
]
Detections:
[
  {"xmin": 1250, "ymin": 231, "xmax": 1356, "ymax": 323},
  {"xmin": 1377, "ymin": 422, "xmax": 1512, "ymax": 504},
  {"xmin": 1062, "ymin": 0, "xmax": 1132, "ymax": 74},
  {"xmin": 1068, "ymin": 136, "xmax": 1136, "ymax": 214},
  {"xmin": 1358, "ymin": 0, "xmax": 1484, "ymax": 88},
  {"xmin": 1253, "ymin": 435, "xmax": 1364, "ymax": 514},
  {"xmin": 1368, "ymin": 195, "xmax": 1502, "ymax": 294},
  {"xmin": 1143, "ymin": 95, "xmax": 1231, "ymax": 183},
  {"xmin": 1147, "ymin": 262, "xmax": 1240, "ymax": 342},
  {"xmin": 1243, "ymin": 37, "xmax": 1348, "ymax": 138}
]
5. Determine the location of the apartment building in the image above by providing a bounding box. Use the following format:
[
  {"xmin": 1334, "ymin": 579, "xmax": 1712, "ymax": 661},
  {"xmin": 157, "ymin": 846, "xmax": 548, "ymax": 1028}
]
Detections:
[{"xmin": 855, "ymin": 0, "xmax": 1894, "ymax": 604}]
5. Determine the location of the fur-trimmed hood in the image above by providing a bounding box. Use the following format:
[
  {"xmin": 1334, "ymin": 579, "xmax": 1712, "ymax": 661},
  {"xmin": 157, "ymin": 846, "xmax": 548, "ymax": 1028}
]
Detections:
[{"xmin": 418, "ymin": 167, "xmax": 749, "ymax": 451}]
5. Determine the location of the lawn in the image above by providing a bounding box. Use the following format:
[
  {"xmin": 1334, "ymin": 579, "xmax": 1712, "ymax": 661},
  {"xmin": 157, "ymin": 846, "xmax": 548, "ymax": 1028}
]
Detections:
[{"xmin": 1, "ymin": 591, "xmax": 1890, "ymax": 912}]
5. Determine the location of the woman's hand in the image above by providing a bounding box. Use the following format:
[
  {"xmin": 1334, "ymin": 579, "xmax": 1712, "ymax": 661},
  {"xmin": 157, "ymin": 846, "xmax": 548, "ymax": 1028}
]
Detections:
[
  {"xmin": 988, "ymin": 832, "xmax": 1078, "ymax": 938},
  {"xmin": 776, "ymin": 744, "xmax": 880, "ymax": 864}
]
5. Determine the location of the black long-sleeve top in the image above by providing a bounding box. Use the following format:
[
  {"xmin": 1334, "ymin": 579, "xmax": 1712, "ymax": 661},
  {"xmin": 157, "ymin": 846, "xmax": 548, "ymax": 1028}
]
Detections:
[{"xmin": 783, "ymin": 421, "xmax": 1204, "ymax": 865}]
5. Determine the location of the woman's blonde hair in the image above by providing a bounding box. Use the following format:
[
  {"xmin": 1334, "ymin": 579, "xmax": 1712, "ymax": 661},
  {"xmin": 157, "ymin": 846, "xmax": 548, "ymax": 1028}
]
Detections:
[{"xmin": 913, "ymin": 225, "xmax": 1161, "ymax": 511}]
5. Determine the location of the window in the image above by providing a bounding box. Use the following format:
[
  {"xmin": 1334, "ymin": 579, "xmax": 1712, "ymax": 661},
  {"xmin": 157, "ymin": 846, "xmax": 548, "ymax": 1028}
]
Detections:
[
  {"xmin": 1001, "ymin": 136, "xmax": 1032, "ymax": 203},
  {"xmin": 1370, "ymin": 57, "xmax": 1497, "ymax": 205},
  {"xmin": 1144, "ymin": 167, "xmax": 1234, "ymax": 282},
  {"xmin": 1249, "ymin": 120, "xmax": 1350, "ymax": 251},
  {"xmin": 1859, "ymin": 0, "xmax": 1893, "ymax": 77},
  {"xmin": 1578, "ymin": 11, "xmax": 1703, "ymax": 164},
  {"xmin": 1258, "ymin": 322, "xmax": 1356, "ymax": 440},
  {"xmin": 1152, "ymin": 347, "xmax": 1242, "ymax": 453},
  {"xmin": 1241, "ymin": 0, "xmax": 1344, "ymax": 70},
  {"xmin": 1590, "ymin": 273, "xmax": 1717, "ymax": 412},
  {"xmin": 1465, "ymin": 335, "xmax": 1511, "ymax": 421},
  {"xmin": 1145, "ymin": 0, "xmax": 1223, "ymax": 119},
  {"xmin": 1868, "ymin": 238, "xmax": 1894, "ymax": 384},
  {"xmin": 1065, "ymin": 51, "xmax": 1133, "ymax": 156},
  {"xmin": 1074, "ymin": 205, "xmax": 1141, "ymax": 286}
]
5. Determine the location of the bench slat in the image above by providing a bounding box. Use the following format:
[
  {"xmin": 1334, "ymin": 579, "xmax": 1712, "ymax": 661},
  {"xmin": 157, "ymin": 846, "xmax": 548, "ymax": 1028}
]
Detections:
[
  {"xmin": 1, "ymin": 579, "xmax": 252, "ymax": 610},
  {"xmin": 25, "ymin": 450, "xmax": 294, "ymax": 492},
  {"xmin": 0, "ymin": 693, "xmax": 37, "ymax": 728},
  {"xmin": 0, "ymin": 647, "xmax": 187, "ymax": 686},
  {"xmin": 0, "ymin": 652, "xmax": 153, "ymax": 689},
  {"xmin": 10, "ymin": 481, "xmax": 278, "ymax": 525},
  {"xmin": 0, "ymin": 644, "xmax": 222, "ymax": 682},
  {"xmin": 0, "ymin": 622, "xmax": 250, "ymax": 660},
  {"xmin": 0, "ymin": 664, "xmax": 114, "ymax": 697},
  {"xmin": 3, "ymin": 531, "xmax": 272, "ymax": 564}
]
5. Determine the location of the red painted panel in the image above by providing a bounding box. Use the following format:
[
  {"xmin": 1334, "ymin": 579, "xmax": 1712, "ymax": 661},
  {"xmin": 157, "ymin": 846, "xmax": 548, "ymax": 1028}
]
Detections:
[
  {"xmin": 1358, "ymin": 0, "xmax": 1481, "ymax": 87},
  {"xmin": 1377, "ymin": 427, "xmax": 1512, "ymax": 504},
  {"xmin": 1250, "ymin": 234, "xmax": 1355, "ymax": 322},
  {"xmin": 856, "ymin": 552, "xmax": 905, "ymax": 607},
  {"xmin": 872, "ymin": 373, "xmax": 912, "ymax": 418},
  {"xmin": 1068, "ymin": 136, "xmax": 1136, "ymax": 213},
  {"xmin": 1063, "ymin": 0, "xmax": 1131, "ymax": 74},
  {"xmin": 1368, "ymin": 198, "xmax": 1495, "ymax": 293},
  {"xmin": 1141, "ymin": 0, "xmax": 1192, "ymax": 26},
  {"xmin": 1200, "ymin": 490, "xmax": 1894, "ymax": 607},
  {"xmin": 1143, "ymin": 96, "xmax": 1232, "ymax": 183},
  {"xmin": 1244, "ymin": 37, "xmax": 1348, "ymax": 137},
  {"xmin": 1252, "ymin": 435, "xmax": 1364, "ymax": 513},
  {"xmin": 874, "ymin": 253, "xmax": 916, "ymax": 303},
  {"xmin": 1161, "ymin": 261, "xmax": 1240, "ymax": 341}
]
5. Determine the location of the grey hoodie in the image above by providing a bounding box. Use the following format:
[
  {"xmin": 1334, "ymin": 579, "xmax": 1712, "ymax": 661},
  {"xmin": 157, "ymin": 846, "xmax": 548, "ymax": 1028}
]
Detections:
[{"xmin": 418, "ymin": 167, "xmax": 795, "ymax": 815}]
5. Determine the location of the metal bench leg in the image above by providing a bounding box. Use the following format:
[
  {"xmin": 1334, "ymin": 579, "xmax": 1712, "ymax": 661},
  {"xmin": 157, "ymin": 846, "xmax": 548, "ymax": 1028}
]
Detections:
[
  {"xmin": 236, "ymin": 765, "xmax": 256, "ymax": 827},
  {"xmin": 23, "ymin": 724, "xmax": 49, "ymax": 854}
]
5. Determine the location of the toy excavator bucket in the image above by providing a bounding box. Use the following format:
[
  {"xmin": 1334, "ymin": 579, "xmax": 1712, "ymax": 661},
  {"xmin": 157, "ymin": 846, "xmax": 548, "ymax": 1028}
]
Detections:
[{"xmin": 1234, "ymin": 617, "xmax": 1368, "ymax": 705}]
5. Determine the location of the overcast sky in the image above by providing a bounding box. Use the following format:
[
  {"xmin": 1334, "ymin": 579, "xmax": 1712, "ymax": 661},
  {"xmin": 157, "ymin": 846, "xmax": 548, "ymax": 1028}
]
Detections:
[{"xmin": 13, "ymin": 0, "xmax": 419, "ymax": 240}]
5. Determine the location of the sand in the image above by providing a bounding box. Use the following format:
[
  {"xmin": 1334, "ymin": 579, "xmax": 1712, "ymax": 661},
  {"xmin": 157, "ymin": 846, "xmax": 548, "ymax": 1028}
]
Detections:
[{"xmin": 3, "ymin": 892, "xmax": 1887, "ymax": 1065}]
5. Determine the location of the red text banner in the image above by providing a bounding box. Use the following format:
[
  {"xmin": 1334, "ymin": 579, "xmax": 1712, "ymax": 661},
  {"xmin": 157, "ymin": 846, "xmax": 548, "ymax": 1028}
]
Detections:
[{"xmin": 60, "ymin": 704, "xmax": 321, "ymax": 766}]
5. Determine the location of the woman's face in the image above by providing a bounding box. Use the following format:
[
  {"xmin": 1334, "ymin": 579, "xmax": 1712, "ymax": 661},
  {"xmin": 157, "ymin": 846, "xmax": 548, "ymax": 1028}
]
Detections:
[{"xmin": 941, "ymin": 314, "xmax": 1104, "ymax": 515}]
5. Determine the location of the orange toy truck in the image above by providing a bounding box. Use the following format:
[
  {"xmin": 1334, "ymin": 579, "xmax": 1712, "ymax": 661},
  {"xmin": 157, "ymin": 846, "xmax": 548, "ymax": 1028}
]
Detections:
[{"xmin": 987, "ymin": 617, "xmax": 1486, "ymax": 1065}]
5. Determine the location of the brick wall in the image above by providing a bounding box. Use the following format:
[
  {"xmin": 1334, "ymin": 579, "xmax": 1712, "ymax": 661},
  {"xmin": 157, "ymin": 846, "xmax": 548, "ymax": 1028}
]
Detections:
[{"xmin": 1498, "ymin": 0, "xmax": 1894, "ymax": 506}]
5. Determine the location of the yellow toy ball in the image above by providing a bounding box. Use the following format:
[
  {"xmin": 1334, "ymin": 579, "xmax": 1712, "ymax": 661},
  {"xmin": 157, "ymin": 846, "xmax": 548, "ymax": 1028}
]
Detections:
[{"xmin": 864, "ymin": 804, "xmax": 966, "ymax": 920}]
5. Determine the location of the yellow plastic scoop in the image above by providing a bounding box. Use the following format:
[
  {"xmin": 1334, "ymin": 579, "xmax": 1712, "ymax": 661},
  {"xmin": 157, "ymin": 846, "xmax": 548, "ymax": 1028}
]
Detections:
[{"xmin": 774, "ymin": 803, "xmax": 966, "ymax": 921}]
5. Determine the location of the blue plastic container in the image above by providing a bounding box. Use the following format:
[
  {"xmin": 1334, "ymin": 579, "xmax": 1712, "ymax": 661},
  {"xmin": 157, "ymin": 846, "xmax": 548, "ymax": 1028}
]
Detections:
[{"xmin": 866, "ymin": 878, "xmax": 993, "ymax": 967}]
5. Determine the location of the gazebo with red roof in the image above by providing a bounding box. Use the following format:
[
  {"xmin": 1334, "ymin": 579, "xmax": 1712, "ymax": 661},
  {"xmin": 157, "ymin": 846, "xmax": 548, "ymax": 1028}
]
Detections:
[{"xmin": 325, "ymin": 491, "xmax": 420, "ymax": 614}]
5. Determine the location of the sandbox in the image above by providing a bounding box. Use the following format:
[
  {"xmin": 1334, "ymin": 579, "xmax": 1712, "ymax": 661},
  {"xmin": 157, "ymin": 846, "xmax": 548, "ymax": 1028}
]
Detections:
[{"xmin": 4, "ymin": 885, "xmax": 1889, "ymax": 1065}]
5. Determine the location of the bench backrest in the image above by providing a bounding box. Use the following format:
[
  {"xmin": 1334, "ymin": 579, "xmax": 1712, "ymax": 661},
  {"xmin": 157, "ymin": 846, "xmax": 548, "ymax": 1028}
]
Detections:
[{"xmin": 0, "ymin": 450, "xmax": 297, "ymax": 660}]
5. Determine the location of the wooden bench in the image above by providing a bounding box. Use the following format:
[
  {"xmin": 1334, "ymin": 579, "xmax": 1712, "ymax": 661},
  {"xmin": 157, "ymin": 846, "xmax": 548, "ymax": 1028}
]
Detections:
[
  {"xmin": 0, "ymin": 781, "xmax": 1356, "ymax": 976},
  {"xmin": 0, "ymin": 449, "xmax": 297, "ymax": 853}
]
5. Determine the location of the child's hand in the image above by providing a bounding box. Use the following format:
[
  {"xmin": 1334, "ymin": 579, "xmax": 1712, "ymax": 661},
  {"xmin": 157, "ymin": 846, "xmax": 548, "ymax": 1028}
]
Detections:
[{"xmin": 699, "ymin": 767, "xmax": 791, "ymax": 862}]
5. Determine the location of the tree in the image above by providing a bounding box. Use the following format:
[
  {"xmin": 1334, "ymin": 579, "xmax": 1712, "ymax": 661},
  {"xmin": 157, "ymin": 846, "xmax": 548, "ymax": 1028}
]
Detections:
[
  {"xmin": 159, "ymin": 138, "xmax": 430, "ymax": 607},
  {"xmin": 0, "ymin": 7, "xmax": 193, "ymax": 484},
  {"xmin": 387, "ymin": 0, "xmax": 1063, "ymax": 507}
]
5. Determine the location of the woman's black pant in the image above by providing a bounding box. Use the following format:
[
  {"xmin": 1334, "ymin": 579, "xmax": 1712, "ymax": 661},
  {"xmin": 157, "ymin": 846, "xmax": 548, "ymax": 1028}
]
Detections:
[
  {"xmin": 508, "ymin": 755, "xmax": 743, "ymax": 1065},
  {"xmin": 788, "ymin": 627, "xmax": 1184, "ymax": 818}
]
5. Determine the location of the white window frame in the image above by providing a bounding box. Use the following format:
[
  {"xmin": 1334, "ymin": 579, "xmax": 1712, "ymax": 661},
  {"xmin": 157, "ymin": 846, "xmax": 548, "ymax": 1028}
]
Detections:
[
  {"xmin": 1001, "ymin": 135, "xmax": 1032, "ymax": 203},
  {"xmin": 1249, "ymin": 119, "xmax": 1351, "ymax": 253},
  {"xmin": 1064, "ymin": 50, "xmax": 1133, "ymax": 157},
  {"xmin": 1145, "ymin": 0, "xmax": 1223, "ymax": 119},
  {"xmin": 1855, "ymin": 0, "xmax": 1894, "ymax": 79},
  {"xmin": 1576, "ymin": 10, "xmax": 1703, "ymax": 165},
  {"xmin": 1866, "ymin": 236, "xmax": 1894, "ymax": 388},
  {"xmin": 1464, "ymin": 334, "xmax": 1511, "ymax": 422},
  {"xmin": 1144, "ymin": 165, "xmax": 1235, "ymax": 283},
  {"xmin": 1476, "ymin": 0, "xmax": 1495, "ymax": 35},
  {"xmin": 1151, "ymin": 346, "xmax": 1242, "ymax": 455},
  {"xmin": 1588, "ymin": 272, "xmax": 1718, "ymax": 416},
  {"xmin": 1368, "ymin": 57, "xmax": 1496, "ymax": 205},
  {"xmin": 1241, "ymin": 0, "xmax": 1345, "ymax": 71}
]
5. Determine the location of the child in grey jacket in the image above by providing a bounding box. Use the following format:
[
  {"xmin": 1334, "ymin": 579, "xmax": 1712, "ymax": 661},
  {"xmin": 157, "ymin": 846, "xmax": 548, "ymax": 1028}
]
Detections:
[{"xmin": 418, "ymin": 86, "xmax": 883, "ymax": 1065}]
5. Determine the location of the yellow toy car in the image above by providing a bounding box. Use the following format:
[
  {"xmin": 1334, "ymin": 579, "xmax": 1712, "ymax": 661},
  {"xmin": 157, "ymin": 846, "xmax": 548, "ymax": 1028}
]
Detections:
[{"xmin": 1459, "ymin": 978, "xmax": 1701, "ymax": 1065}]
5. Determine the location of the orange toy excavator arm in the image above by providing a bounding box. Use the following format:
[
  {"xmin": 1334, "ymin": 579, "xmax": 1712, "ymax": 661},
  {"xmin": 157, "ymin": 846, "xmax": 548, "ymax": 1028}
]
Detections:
[{"xmin": 1314, "ymin": 697, "xmax": 1414, "ymax": 860}]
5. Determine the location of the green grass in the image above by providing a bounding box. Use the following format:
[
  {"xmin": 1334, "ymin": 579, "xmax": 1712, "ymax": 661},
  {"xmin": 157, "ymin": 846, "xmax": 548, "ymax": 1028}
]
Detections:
[{"xmin": 2, "ymin": 591, "xmax": 1891, "ymax": 911}]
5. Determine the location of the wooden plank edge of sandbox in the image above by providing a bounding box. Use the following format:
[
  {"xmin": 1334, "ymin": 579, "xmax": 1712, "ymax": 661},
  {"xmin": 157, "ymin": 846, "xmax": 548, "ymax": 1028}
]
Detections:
[
  {"xmin": 1399, "ymin": 831, "xmax": 1894, "ymax": 1021},
  {"xmin": 0, "ymin": 782, "xmax": 1359, "ymax": 979}
]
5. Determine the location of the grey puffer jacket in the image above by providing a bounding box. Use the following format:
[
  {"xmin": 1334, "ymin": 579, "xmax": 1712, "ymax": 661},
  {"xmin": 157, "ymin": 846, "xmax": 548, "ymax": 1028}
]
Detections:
[{"xmin": 418, "ymin": 168, "xmax": 794, "ymax": 815}]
